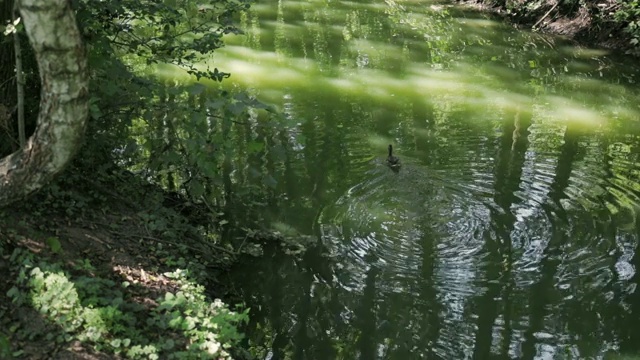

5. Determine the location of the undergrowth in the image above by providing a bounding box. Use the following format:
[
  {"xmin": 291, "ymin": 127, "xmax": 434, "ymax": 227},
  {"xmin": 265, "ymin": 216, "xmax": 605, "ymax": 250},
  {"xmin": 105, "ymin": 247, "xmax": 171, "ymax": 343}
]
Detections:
[
  {"xmin": 3, "ymin": 247, "xmax": 248, "ymax": 359},
  {"xmin": 615, "ymin": 0, "xmax": 640, "ymax": 52},
  {"xmin": 0, "ymin": 165, "xmax": 252, "ymax": 359}
]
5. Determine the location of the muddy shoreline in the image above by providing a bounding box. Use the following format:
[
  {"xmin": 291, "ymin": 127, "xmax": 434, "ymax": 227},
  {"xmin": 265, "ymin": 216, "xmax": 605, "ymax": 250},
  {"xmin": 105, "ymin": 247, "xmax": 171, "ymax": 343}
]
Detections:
[{"xmin": 456, "ymin": 0, "xmax": 637, "ymax": 56}]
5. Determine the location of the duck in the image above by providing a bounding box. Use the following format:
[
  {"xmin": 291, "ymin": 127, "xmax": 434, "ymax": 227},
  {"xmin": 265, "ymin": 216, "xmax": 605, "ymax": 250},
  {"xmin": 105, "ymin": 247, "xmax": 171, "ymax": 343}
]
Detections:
[{"xmin": 387, "ymin": 144, "xmax": 401, "ymax": 168}]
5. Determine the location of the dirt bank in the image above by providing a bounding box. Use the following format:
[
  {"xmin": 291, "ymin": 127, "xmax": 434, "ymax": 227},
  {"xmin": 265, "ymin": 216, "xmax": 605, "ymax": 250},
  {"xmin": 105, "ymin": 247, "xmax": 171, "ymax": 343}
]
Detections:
[{"xmin": 457, "ymin": 0, "xmax": 638, "ymax": 56}]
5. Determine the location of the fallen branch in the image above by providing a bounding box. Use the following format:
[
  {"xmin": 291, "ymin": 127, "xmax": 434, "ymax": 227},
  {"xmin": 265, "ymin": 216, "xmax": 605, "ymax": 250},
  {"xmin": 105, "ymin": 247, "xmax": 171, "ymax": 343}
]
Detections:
[{"xmin": 534, "ymin": 1, "xmax": 560, "ymax": 29}]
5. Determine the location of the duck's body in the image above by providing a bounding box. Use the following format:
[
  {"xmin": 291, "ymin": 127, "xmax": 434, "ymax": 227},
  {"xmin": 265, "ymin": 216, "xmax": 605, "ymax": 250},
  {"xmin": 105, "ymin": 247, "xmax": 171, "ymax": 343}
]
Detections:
[{"xmin": 387, "ymin": 144, "xmax": 401, "ymax": 168}]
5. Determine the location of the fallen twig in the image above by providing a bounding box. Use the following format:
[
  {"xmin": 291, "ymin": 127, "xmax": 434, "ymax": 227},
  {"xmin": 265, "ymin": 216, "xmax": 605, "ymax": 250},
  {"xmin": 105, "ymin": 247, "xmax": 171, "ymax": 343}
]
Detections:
[{"xmin": 534, "ymin": 1, "xmax": 560, "ymax": 29}]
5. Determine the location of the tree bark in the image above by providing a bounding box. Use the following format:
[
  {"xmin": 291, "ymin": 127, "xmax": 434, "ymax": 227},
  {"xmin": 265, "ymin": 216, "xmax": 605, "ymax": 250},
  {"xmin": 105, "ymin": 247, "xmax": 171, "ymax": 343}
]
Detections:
[{"xmin": 0, "ymin": 0, "xmax": 89, "ymax": 207}]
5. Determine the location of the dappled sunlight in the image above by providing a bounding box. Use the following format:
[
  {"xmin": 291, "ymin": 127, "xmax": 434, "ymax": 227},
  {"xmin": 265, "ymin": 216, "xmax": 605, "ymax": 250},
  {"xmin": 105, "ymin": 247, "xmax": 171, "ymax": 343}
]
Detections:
[
  {"xmin": 544, "ymin": 95, "xmax": 608, "ymax": 129},
  {"xmin": 325, "ymin": 77, "xmax": 362, "ymax": 94},
  {"xmin": 223, "ymin": 59, "xmax": 308, "ymax": 85},
  {"xmin": 457, "ymin": 17, "xmax": 503, "ymax": 29},
  {"xmin": 304, "ymin": 22, "xmax": 348, "ymax": 35},
  {"xmin": 559, "ymin": 73, "xmax": 637, "ymax": 101},
  {"xmin": 338, "ymin": 0, "xmax": 390, "ymax": 11},
  {"xmin": 345, "ymin": 39, "xmax": 407, "ymax": 64},
  {"xmin": 560, "ymin": 73, "xmax": 621, "ymax": 90},
  {"xmin": 283, "ymin": 0, "xmax": 328, "ymax": 6},
  {"xmin": 245, "ymin": 3, "xmax": 278, "ymax": 15},
  {"xmin": 260, "ymin": 20, "xmax": 306, "ymax": 34},
  {"xmin": 3, "ymin": 242, "xmax": 244, "ymax": 359},
  {"xmin": 559, "ymin": 45, "xmax": 612, "ymax": 58},
  {"xmin": 567, "ymin": 59, "xmax": 601, "ymax": 72},
  {"xmin": 202, "ymin": 44, "xmax": 539, "ymax": 112},
  {"xmin": 607, "ymin": 104, "xmax": 640, "ymax": 122},
  {"xmin": 7, "ymin": 0, "xmax": 640, "ymax": 357},
  {"xmin": 154, "ymin": 63, "xmax": 194, "ymax": 83},
  {"xmin": 482, "ymin": 89, "xmax": 534, "ymax": 111},
  {"xmin": 150, "ymin": 0, "xmax": 640, "ymax": 357},
  {"xmin": 405, "ymin": 66, "xmax": 474, "ymax": 97}
]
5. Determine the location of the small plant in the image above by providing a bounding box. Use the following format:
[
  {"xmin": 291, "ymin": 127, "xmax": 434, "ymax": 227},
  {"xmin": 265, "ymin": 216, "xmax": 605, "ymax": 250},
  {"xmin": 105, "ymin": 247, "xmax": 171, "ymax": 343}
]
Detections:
[
  {"xmin": 45, "ymin": 237, "xmax": 62, "ymax": 254},
  {"xmin": 0, "ymin": 334, "xmax": 10, "ymax": 358},
  {"xmin": 5, "ymin": 248, "xmax": 248, "ymax": 359},
  {"xmin": 614, "ymin": 0, "xmax": 640, "ymax": 51},
  {"xmin": 155, "ymin": 269, "xmax": 249, "ymax": 358}
]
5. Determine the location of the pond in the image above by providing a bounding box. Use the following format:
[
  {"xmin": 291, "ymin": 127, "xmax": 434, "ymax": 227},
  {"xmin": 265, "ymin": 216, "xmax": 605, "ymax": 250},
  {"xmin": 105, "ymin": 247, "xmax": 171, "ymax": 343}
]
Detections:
[{"xmin": 206, "ymin": 0, "xmax": 640, "ymax": 358}]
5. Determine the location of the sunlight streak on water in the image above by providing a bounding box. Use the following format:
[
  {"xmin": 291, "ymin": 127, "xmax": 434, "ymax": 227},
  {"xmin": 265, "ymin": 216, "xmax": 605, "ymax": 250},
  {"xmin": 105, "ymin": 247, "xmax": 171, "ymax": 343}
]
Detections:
[{"xmin": 217, "ymin": 0, "xmax": 640, "ymax": 357}]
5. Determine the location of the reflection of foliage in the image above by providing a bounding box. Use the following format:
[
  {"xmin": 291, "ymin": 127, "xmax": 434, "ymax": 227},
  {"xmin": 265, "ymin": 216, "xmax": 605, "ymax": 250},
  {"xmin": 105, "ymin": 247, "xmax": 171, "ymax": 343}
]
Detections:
[
  {"xmin": 384, "ymin": 0, "xmax": 455, "ymax": 65},
  {"xmin": 126, "ymin": 82, "xmax": 279, "ymax": 230},
  {"xmin": 73, "ymin": 0, "xmax": 250, "ymax": 163},
  {"xmin": 78, "ymin": 0, "xmax": 249, "ymax": 80},
  {"xmin": 0, "ymin": 1, "xmax": 268, "ymax": 354},
  {"xmin": 64, "ymin": 0, "xmax": 291, "ymax": 235}
]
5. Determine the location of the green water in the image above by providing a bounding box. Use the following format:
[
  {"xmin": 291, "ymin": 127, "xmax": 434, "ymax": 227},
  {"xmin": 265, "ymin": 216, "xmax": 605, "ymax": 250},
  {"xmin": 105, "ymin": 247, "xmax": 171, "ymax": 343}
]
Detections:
[{"xmin": 207, "ymin": 0, "xmax": 640, "ymax": 358}]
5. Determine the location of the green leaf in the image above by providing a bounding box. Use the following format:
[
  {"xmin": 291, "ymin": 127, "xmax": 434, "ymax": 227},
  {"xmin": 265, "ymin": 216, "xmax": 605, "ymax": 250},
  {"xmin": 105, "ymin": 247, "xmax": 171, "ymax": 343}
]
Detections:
[
  {"xmin": 164, "ymin": 151, "xmax": 182, "ymax": 164},
  {"xmin": 6, "ymin": 286, "xmax": 20, "ymax": 299},
  {"xmin": 45, "ymin": 237, "xmax": 62, "ymax": 254},
  {"xmin": 187, "ymin": 83, "xmax": 206, "ymax": 95},
  {"xmin": 0, "ymin": 335, "xmax": 10, "ymax": 358},
  {"xmin": 163, "ymin": 339, "xmax": 175, "ymax": 350},
  {"xmin": 247, "ymin": 141, "xmax": 264, "ymax": 154},
  {"xmin": 89, "ymin": 99, "xmax": 102, "ymax": 120},
  {"xmin": 206, "ymin": 99, "xmax": 226, "ymax": 109},
  {"xmin": 189, "ymin": 180, "xmax": 205, "ymax": 198},
  {"xmin": 234, "ymin": 93, "xmax": 249, "ymax": 101},
  {"xmin": 104, "ymin": 82, "xmax": 119, "ymax": 96},
  {"xmin": 228, "ymin": 101, "xmax": 246, "ymax": 115}
]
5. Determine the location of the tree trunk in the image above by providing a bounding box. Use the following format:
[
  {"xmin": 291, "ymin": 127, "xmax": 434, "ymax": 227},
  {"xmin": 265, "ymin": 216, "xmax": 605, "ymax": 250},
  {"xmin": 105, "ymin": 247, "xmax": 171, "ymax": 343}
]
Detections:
[{"xmin": 0, "ymin": 0, "xmax": 89, "ymax": 207}]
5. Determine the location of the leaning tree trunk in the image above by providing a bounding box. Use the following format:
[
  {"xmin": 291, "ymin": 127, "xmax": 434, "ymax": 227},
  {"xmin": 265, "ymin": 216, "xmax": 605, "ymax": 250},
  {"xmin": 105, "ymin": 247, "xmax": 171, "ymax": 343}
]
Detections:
[{"xmin": 0, "ymin": 0, "xmax": 89, "ymax": 207}]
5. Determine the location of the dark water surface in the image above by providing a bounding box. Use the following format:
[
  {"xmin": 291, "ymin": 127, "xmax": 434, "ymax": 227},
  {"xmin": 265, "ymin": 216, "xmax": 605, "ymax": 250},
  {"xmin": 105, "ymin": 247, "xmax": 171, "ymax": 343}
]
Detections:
[{"xmin": 202, "ymin": 0, "xmax": 640, "ymax": 358}]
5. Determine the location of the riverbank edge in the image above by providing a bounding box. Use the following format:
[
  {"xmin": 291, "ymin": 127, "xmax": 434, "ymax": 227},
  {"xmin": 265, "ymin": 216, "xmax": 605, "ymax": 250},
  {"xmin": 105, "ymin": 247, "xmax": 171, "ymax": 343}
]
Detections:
[
  {"xmin": 0, "ymin": 168, "xmax": 255, "ymax": 359},
  {"xmin": 455, "ymin": 0, "xmax": 639, "ymax": 57}
]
